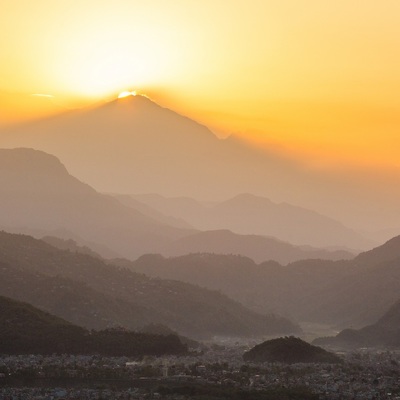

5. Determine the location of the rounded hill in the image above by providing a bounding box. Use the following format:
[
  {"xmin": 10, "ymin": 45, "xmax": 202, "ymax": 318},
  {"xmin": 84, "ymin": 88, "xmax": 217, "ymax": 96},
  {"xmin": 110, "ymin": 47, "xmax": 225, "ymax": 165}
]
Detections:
[{"xmin": 243, "ymin": 336, "xmax": 342, "ymax": 364}]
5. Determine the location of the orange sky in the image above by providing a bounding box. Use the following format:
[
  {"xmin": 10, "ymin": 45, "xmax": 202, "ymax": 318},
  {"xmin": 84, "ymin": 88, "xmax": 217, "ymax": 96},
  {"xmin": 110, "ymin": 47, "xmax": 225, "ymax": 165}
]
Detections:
[{"xmin": 1, "ymin": 0, "xmax": 400, "ymax": 170}]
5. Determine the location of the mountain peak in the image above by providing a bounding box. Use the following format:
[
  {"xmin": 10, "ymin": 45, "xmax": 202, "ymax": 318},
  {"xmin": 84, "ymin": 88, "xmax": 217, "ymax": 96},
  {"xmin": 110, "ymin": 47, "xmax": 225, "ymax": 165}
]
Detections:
[{"xmin": 107, "ymin": 92, "xmax": 159, "ymax": 109}]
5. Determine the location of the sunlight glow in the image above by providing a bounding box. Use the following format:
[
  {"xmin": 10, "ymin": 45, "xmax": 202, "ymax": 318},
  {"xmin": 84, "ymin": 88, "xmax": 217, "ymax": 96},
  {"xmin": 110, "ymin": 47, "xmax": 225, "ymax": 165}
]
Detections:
[{"xmin": 118, "ymin": 91, "xmax": 137, "ymax": 99}]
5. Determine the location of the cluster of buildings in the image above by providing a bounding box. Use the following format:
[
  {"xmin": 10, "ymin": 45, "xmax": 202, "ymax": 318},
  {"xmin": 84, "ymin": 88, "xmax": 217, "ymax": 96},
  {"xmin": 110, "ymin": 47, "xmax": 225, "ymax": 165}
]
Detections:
[{"xmin": 1, "ymin": 348, "xmax": 400, "ymax": 399}]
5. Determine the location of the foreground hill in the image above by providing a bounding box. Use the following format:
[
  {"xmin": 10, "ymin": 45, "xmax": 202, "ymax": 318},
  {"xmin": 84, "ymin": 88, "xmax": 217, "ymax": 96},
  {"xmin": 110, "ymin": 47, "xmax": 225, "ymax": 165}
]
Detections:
[
  {"xmin": 243, "ymin": 337, "xmax": 342, "ymax": 364},
  {"xmin": 314, "ymin": 298, "xmax": 400, "ymax": 349},
  {"xmin": 0, "ymin": 231, "xmax": 300, "ymax": 338},
  {"xmin": 0, "ymin": 295, "xmax": 186, "ymax": 356},
  {"xmin": 129, "ymin": 193, "xmax": 369, "ymax": 250}
]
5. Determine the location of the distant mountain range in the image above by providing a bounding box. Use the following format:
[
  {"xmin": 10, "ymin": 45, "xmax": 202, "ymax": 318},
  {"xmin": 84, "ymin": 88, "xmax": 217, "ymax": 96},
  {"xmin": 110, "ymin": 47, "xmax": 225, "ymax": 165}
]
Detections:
[
  {"xmin": 2, "ymin": 94, "xmax": 399, "ymax": 239},
  {"xmin": 126, "ymin": 193, "xmax": 370, "ymax": 250},
  {"xmin": 119, "ymin": 235, "xmax": 400, "ymax": 328},
  {"xmin": 0, "ymin": 148, "xmax": 192, "ymax": 260},
  {"xmin": 0, "ymin": 230, "xmax": 300, "ymax": 338},
  {"xmin": 160, "ymin": 230, "xmax": 354, "ymax": 264},
  {"xmin": 0, "ymin": 148, "xmax": 356, "ymax": 262},
  {"xmin": 0, "ymin": 295, "xmax": 187, "ymax": 356}
]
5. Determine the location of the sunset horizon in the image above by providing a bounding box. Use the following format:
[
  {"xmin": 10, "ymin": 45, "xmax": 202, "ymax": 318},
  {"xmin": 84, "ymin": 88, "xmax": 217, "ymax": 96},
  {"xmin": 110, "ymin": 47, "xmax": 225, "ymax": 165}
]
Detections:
[{"xmin": 1, "ymin": 0, "xmax": 400, "ymax": 171}]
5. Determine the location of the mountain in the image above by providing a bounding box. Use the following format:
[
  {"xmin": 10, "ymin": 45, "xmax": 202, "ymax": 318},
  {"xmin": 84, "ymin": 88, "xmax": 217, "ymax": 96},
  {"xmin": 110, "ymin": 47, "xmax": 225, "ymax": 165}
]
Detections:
[
  {"xmin": 160, "ymin": 230, "xmax": 354, "ymax": 264},
  {"xmin": 314, "ymin": 298, "xmax": 400, "ymax": 349},
  {"xmin": 117, "ymin": 253, "xmax": 353, "ymax": 318},
  {"xmin": 2, "ymin": 94, "xmax": 399, "ymax": 241},
  {"xmin": 0, "ymin": 230, "xmax": 300, "ymax": 338},
  {"xmin": 0, "ymin": 147, "xmax": 194, "ymax": 260},
  {"xmin": 120, "ymin": 235, "xmax": 400, "ymax": 327},
  {"xmin": 0, "ymin": 95, "xmax": 243, "ymax": 198},
  {"xmin": 129, "ymin": 193, "xmax": 370, "ymax": 250},
  {"xmin": 41, "ymin": 236, "xmax": 103, "ymax": 259},
  {"xmin": 0, "ymin": 295, "xmax": 187, "ymax": 356},
  {"xmin": 352, "ymin": 235, "xmax": 400, "ymax": 267},
  {"xmin": 298, "ymin": 235, "xmax": 400, "ymax": 327},
  {"xmin": 243, "ymin": 337, "xmax": 342, "ymax": 364},
  {"xmin": 0, "ymin": 148, "xmax": 353, "ymax": 264}
]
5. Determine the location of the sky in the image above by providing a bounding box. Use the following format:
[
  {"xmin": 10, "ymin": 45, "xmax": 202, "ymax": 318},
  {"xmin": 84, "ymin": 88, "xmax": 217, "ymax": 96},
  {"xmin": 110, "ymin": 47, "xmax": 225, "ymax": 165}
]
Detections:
[{"xmin": 1, "ymin": 0, "xmax": 400, "ymax": 170}]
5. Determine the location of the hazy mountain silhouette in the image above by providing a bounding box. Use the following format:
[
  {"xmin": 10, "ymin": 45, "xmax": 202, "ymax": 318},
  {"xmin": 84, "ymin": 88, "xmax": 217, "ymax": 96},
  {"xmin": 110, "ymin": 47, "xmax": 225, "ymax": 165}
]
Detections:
[
  {"xmin": 119, "ymin": 235, "xmax": 400, "ymax": 328},
  {"xmin": 0, "ymin": 148, "xmax": 193, "ymax": 259},
  {"xmin": 2, "ymin": 94, "xmax": 399, "ymax": 240},
  {"xmin": 161, "ymin": 230, "xmax": 354, "ymax": 264},
  {"xmin": 128, "ymin": 193, "xmax": 369, "ymax": 249},
  {"xmin": 118, "ymin": 253, "xmax": 353, "ymax": 318},
  {"xmin": 0, "ymin": 230, "xmax": 300, "ymax": 338},
  {"xmin": 0, "ymin": 148, "xmax": 355, "ymax": 264},
  {"xmin": 301, "ymin": 235, "xmax": 400, "ymax": 327}
]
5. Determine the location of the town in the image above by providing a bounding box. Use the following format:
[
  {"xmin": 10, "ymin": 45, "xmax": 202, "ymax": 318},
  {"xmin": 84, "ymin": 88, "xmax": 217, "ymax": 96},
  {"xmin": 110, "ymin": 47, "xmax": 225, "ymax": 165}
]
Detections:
[{"xmin": 1, "ymin": 346, "xmax": 400, "ymax": 400}]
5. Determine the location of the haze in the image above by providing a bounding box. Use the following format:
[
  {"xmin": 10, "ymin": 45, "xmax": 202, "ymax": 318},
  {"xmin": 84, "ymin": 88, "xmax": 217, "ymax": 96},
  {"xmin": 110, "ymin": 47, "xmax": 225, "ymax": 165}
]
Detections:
[{"xmin": 3, "ymin": 5, "xmax": 400, "ymax": 396}]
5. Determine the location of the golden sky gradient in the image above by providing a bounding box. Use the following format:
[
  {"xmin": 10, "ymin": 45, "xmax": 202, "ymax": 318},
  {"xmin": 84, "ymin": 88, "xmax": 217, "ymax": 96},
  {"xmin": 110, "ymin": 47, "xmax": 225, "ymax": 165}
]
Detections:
[{"xmin": 1, "ymin": 0, "xmax": 400, "ymax": 169}]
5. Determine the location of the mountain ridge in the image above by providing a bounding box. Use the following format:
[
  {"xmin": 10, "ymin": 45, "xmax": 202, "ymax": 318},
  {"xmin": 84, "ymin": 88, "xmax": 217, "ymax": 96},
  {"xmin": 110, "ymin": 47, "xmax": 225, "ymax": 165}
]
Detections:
[
  {"xmin": 3, "ymin": 93, "xmax": 399, "ymax": 241},
  {"xmin": 0, "ymin": 295, "xmax": 187, "ymax": 356},
  {"xmin": 0, "ymin": 230, "xmax": 300, "ymax": 338},
  {"xmin": 0, "ymin": 147, "xmax": 358, "ymax": 263},
  {"xmin": 129, "ymin": 192, "xmax": 370, "ymax": 249}
]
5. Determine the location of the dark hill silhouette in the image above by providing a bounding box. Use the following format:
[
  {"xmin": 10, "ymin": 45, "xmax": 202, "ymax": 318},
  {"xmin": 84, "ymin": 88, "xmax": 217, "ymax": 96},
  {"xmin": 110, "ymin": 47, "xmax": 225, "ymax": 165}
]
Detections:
[
  {"xmin": 0, "ymin": 295, "xmax": 187, "ymax": 356},
  {"xmin": 243, "ymin": 337, "xmax": 342, "ymax": 364},
  {"xmin": 0, "ymin": 230, "xmax": 300, "ymax": 338}
]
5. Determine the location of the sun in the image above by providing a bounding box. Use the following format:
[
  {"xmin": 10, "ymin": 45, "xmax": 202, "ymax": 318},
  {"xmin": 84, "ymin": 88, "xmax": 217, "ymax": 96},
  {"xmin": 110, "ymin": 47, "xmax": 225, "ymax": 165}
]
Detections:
[{"xmin": 118, "ymin": 91, "xmax": 137, "ymax": 99}]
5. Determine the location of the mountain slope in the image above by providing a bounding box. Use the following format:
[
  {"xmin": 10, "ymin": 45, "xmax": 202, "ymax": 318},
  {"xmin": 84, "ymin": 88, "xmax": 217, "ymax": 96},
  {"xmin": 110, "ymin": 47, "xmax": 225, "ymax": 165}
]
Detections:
[
  {"xmin": 0, "ymin": 230, "xmax": 300, "ymax": 338},
  {"xmin": 300, "ymin": 235, "xmax": 400, "ymax": 327},
  {"xmin": 120, "ymin": 235, "xmax": 400, "ymax": 327},
  {"xmin": 314, "ymin": 298, "xmax": 400, "ymax": 348},
  {"xmin": 0, "ymin": 295, "xmax": 187, "ymax": 356},
  {"xmin": 0, "ymin": 148, "xmax": 193, "ymax": 259},
  {"xmin": 117, "ymin": 253, "xmax": 353, "ymax": 318}
]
